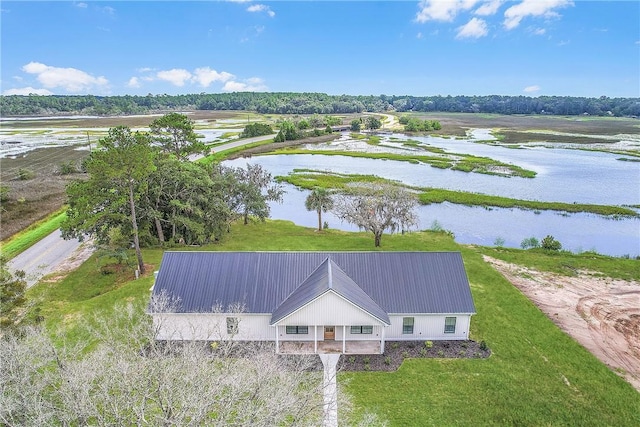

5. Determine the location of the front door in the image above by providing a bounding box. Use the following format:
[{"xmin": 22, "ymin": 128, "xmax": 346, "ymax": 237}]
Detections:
[{"xmin": 324, "ymin": 326, "xmax": 335, "ymax": 340}]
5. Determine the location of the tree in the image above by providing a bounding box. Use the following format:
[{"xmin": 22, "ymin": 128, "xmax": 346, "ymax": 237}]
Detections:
[
  {"xmin": 350, "ymin": 119, "xmax": 361, "ymax": 132},
  {"xmin": 230, "ymin": 164, "xmax": 284, "ymax": 225},
  {"xmin": 0, "ymin": 301, "xmax": 331, "ymax": 426},
  {"xmin": 149, "ymin": 113, "xmax": 206, "ymax": 160},
  {"xmin": 0, "ymin": 256, "xmax": 26, "ymax": 330},
  {"xmin": 305, "ymin": 187, "xmax": 334, "ymax": 232},
  {"xmin": 62, "ymin": 126, "xmax": 155, "ymax": 274},
  {"xmin": 333, "ymin": 184, "xmax": 418, "ymax": 247},
  {"xmin": 364, "ymin": 116, "xmax": 382, "ymax": 131},
  {"xmin": 240, "ymin": 123, "xmax": 274, "ymax": 138}
]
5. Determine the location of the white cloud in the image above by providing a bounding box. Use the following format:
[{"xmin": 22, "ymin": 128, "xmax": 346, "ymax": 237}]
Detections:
[
  {"xmin": 192, "ymin": 67, "xmax": 234, "ymax": 87},
  {"xmin": 504, "ymin": 0, "xmax": 573, "ymax": 30},
  {"xmin": 22, "ymin": 62, "xmax": 108, "ymax": 93},
  {"xmin": 156, "ymin": 69, "xmax": 192, "ymax": 87},
  {"xmin": 127, "ymin": 77, "xmax": 140, "ymax": 88},
  {"xmin": 222, "ymin": 77, "xmax": 268, "ymax": 92},
  {"xmin": 247, "ymin": 4, "xmax": 275, "ymax": 17},
  {"xmin": 416, "ymin": 0, "xmax": 479, "ymax": 23},
  {"xmin": 456, "ymin": 17, "xmax": 488, "ymax": 39},
  {"xmin": 523, "ymin": 85, "xmax": 541, "ymax": 93},
  {"xmin": 416, "ymin": 32, "xmax": 424, "ymax": 39},
  {"xmin": 475, "ymin": 0, "xmax": 503, "ymax": 16},
  {"xmin": 100, "ymin": 5, "xmax": 116, "ymax": 15},
  {"xmin": 75, "ymin": 2, "xmax": 88, "ymax": 8},
  {"xmin": 3, "ymin": 87, "xmax": 53, "ymax": 96},
  {"xmin": 532, "ymin": 27, "xmax": 546, "ymax": 35}
]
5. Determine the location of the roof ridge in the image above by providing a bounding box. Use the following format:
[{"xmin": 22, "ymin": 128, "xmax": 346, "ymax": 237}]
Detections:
[{"xmin": 327, "ymin": 256, "xmax": 333, "ymax": 289}]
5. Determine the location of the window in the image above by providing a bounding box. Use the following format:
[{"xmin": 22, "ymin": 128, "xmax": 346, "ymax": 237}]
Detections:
[
  {"xmin": 350, "ymin": 325, "xmax": 373, "ymax": 334},
  {"xmin": 285, "ymin": 326, "xmax": 308, "ymax": 334},
  {"xmin": 402, "ymin": 317, "xmax": 414, "ymax": 334},
  {"xmin": 226, "ymin": 317, "xmax": 239, "ymax": 334},
  {"xmin": 444, "ymin": 317, "xmax": 456, "ymax": 333}
]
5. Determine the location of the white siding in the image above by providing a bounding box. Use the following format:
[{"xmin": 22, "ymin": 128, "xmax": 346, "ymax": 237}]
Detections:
[
  {"xmin": 153, "ymin": 313, "xmax": 272, "ymax": 341},
  {"xmin": 279, "ymin": 291, "xmax": 385, "ymax": 326},
  {"xmin": 386, "ymin": 314, "xmax": 471, "ymax": 340}
]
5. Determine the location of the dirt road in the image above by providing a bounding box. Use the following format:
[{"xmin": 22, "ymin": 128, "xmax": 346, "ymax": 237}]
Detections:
[{"xmin": 485, "ymin": 256, "xmax": 640, "ymax": 391}]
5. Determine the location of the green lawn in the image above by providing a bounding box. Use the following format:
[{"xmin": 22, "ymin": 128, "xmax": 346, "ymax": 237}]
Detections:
[
  {"xmin": 26, "ymin": 220, "xmax": 640, "ymax": 426},
  {"xmin": 1, "ymin": 209, "xmax": 67, "ymax": 259}
]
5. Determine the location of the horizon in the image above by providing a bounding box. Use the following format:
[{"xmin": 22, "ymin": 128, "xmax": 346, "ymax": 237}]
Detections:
[{"xmin": 1, "ymin": 1, "xmax": 638, "ymax": 98}]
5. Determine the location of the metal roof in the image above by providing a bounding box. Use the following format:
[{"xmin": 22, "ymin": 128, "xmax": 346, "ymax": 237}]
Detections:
[
  {"xmin": 151, "ymin": 252, "xmax": 476, "ymax": 315},
  {"xmin": 270, "ymin": 257, "xmax": 391, "ymax": 325}
]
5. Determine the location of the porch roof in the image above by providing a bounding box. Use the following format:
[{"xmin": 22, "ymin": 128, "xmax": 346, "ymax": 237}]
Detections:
[{"xmin": 270, "ymin": 258, "xmax": 390, "ymax": 325}]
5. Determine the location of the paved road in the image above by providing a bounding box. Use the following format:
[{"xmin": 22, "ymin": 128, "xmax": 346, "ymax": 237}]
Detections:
[{"xmin": 8, "ymin": 230, "xmax": 83, "ymax": 288}]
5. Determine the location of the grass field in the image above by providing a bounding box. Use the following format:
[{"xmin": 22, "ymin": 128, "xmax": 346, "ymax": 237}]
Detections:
[
  {"xmin": 25, "ymin": 220, "xmax": 640, "ymax": 426},
  {"xmin": 1, "ymin": 209, "xmax": 67, "ymax": 259}
]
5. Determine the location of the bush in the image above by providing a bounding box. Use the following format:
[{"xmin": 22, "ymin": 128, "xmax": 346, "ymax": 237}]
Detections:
[
  {"xmin": 521, "ymin": 237, "xmax": 540, "ymax": 249},
  {"xmin": 384, "ymin": 356, "xmax": 391, "ymax": 365},
  {"xmin": 424, "ymin": 340, "xmax": 433, "ymax": 348},
  {"xmin": 541, "ymin": 235, "xmax": 562, "ymax": 251},
  {"xmin": 59, "ymin": 161, "xmax": 79, "ymax": 175},
  {"xmin": 240, "ymin": 123, "xmax": 273, "ymax": 138},
  {"xmin": 0, "ymin": 185, "xmax": 9, "ymax": 203},
  {"xmin": 480, "ymin": 340, "xmax": 488, "ymax": 351},
  {"xmin": 18, "ymin": 168, "xmax": 35, "ymax": 180}
]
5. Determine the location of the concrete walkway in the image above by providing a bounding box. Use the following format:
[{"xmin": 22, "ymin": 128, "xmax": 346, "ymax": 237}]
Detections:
[{"xmin": 320, "ymin": 354, "xmax": 340, "ymax": 427}]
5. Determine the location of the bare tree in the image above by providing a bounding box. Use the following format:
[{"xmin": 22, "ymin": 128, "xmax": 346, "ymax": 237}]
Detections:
[
  {"xmin": 0, "ymin": 299, "xmax": 333, "ymax": 427},
  {"xmin": 333, "ymin": 184, "xmax": 418, "ymax": 247}
]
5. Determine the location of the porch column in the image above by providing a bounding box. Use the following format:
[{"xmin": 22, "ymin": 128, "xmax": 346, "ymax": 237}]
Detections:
[
  {"xmin": 314, "ymin": 325, "xmax": 318, "ymax": 354},
  {"xmin": 342, "ymin": 325, "xmax": 346, "ymax": 353},
  {"xmin": 275, "ymin": 325, "xmax": 279, "ymax": 354},
  {"xmin": 380, "ymin": 325, "xmax": 385, "ymax": 354}
]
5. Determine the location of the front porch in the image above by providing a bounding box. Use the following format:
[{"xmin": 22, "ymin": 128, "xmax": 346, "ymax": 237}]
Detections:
[{"xmin": 278, "ymin": 340, "xmax": 382, "ymax": 355}]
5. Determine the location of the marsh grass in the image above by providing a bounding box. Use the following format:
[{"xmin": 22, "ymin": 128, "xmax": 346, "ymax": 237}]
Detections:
[
  {"xmin": 277, "ymin": 170, "xmax": 637, "ymax": 218},
  {"xmin": 264, "ymin": 148, "xmax": 535, "ymax": 178}
]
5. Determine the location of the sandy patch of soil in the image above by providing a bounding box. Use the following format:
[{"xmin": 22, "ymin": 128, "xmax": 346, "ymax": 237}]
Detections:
[
  {"xmin": 484, "ymin": 256, "xmax": 640, "ymax": 391},
  {"xmin": 40, "ymin": 239, "xmax": 95, "ymax": 283}
]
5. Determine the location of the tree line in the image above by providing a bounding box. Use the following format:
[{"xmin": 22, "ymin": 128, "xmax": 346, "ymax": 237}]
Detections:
[{"xmin": 1, "ymin": 92, "xmax": 638, "ymax": 117}]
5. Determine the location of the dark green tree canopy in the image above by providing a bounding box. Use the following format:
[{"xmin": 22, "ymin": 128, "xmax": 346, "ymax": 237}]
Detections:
[{"xmin": 149, "ymin": 113, "xmax": 206, "ymax": 160}]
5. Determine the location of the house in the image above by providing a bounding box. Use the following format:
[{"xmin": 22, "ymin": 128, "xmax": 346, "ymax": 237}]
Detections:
[{"xmin": 149, "ymin": 251, "xmax": 476, "ymax": 354}]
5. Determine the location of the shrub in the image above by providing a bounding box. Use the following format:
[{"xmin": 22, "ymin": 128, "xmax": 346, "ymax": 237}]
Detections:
[
  {"xmin": 59, "ymin": 161, "xmax": 79, "ymax": 175},
  {"xmin": 480, "ymin": 340, "xmax": 488, "ymax": 351},
  {"xmin": 521, "ymin": 237, "xmax": 540, "ymax": 249},
  {"xmin": 384, "ymin": 356, "xmax": 391, "ymax": 365},
  {"xmin": 349, "ymin": 356, "xmax": 356, "ymax": 364},
  {"xmin": 420, "ymin": 348, "xmax": 427, "ymax": 357},
  {"xmin": 424, "ymin": 340, "xmax": 433, "ymax": 348},
  {"xmin": 541, "ymin": 235, "xmax": 562, "ymax": 251},
  {"xmin": 0, "ymin": 184, "xmax": 9, "ymax": 203},
  {"xmin": 402, "ymin": 351, "xmax": 409, "ymax": 359},
  {"xmin": 391, "ymin": 342, "xmax": 399, "ymax": 349},
  {"xmin": 18, "ymin": 168, "xmax": 35, "ymax": 180},
  {"xmin": 363, "ymin": 356, "xmax": 370, "ymax": 364}
]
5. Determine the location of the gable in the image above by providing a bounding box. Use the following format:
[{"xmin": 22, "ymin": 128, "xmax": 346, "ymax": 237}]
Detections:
[
  {"xmin": 151, "ymin": 252, "xmax": 476, "ymax": 315},
  {"xmin": 270, "ymin": 257, "xmax": 390, "ymax": 325},
  {"xmin": 274, "ymin": 291, "xmax": 388, "ymax": 326}
]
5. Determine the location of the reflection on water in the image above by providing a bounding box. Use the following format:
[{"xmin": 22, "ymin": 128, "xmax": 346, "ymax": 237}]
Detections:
[
  {"xmin": 225, "ymin": 142, "xmax": 640, "ymax": 257},
  {"xmin": 266, "ymin": 183, "xmax": 639, "ymax": 257}
]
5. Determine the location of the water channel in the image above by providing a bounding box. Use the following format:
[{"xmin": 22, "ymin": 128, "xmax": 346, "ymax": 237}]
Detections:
[{"xmin": 225, "ymin": 132, "xmax": 640, "ymax": 257}]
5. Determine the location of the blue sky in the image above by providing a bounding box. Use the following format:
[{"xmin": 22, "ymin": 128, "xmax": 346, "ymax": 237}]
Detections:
[{"xmin": 1, "ymin": 1, "xmax": 638, "ymax": 97}]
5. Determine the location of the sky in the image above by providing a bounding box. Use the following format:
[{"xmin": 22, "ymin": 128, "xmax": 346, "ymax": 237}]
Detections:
[{"xmin": 1, "ymin": 1, "xmax": 638, "ymax": 98}]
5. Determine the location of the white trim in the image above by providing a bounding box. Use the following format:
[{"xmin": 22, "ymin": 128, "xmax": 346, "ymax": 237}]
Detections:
[{"xmin": 272, "ymin": 289, "xmax": 390, "ymax": 326}]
